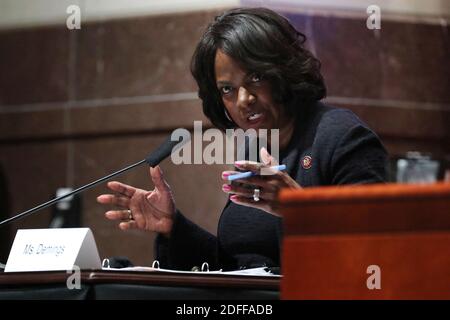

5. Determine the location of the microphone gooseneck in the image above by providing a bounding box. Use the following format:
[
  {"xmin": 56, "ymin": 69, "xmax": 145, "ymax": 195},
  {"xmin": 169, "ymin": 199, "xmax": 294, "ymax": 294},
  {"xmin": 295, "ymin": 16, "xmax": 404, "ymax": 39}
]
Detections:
[
  {"xmin": 0, "ymin": 134, "xmax": 186, "ymax": 227},
  {"xmin": 145, "ymin": 134, "xmax": 184, "ymax": 167}
]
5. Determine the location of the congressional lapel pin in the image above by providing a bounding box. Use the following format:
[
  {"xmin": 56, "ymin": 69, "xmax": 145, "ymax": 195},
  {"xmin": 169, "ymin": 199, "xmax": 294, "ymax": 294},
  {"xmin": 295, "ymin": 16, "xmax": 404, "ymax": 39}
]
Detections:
[{"xmin": 301, "ymin": 155, "xmax": 312, "ymax": 169}]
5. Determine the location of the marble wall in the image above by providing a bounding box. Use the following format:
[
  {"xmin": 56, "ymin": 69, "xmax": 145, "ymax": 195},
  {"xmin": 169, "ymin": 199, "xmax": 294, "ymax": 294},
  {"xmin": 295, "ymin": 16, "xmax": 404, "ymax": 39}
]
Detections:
[
  {"xmin": 0, "ymin": 8, "xmax": 449, "ymax": 265},
  {"xmin": 285, "ymin": 11, "xmax": 450, "ymax": 162}
]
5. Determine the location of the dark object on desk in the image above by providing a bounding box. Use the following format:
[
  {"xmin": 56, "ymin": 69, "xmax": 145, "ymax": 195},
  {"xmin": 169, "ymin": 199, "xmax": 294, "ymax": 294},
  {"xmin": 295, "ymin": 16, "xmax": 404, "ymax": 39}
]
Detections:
[
  {"xmin": 267, "ymin": 267, "xmax": 281, "ymax": 275},
  {"xmin": 103, "ymin": 256, "xmax": 134, "ymax": 269}
]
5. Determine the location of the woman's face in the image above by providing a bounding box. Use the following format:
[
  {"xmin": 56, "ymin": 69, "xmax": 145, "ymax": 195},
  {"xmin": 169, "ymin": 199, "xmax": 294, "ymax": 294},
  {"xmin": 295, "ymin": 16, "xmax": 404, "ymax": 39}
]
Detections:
[{"xmin": 214, "ymin": 49, "xmax": 290, "ymax": 132}]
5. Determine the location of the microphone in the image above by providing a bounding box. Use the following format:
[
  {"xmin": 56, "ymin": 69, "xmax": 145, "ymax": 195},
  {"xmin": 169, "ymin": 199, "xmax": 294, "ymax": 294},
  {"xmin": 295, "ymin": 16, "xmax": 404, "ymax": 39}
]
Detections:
[{"xmin": 0, "ymin": 134, "xmax": 187, "ymax": 227}]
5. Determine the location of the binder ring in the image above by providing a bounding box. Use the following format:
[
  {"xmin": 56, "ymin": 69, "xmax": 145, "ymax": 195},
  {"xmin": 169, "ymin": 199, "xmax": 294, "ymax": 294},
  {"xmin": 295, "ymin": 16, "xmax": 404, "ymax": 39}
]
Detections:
[
  {"xmin": 253, "ymin": 188, "xmax": 260, "ymax": 202},
  {"xmin": 102, "ymin": 258, "xmax": 110, "ymax": 268},
  {"xmin": 152, "ymin": 260, "xmax": 160, "ymax": 269},
  {"xmin": 201, "ymin": 262, "xmax": 209, "ymax": 272}
]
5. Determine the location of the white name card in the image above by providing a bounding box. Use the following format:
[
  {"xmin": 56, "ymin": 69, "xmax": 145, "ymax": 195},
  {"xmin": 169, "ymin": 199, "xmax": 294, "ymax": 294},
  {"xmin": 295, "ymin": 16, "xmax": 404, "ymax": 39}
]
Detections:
[{"xmin": 5, "ymin": 228, "xmax": 101, "ymax": 272}]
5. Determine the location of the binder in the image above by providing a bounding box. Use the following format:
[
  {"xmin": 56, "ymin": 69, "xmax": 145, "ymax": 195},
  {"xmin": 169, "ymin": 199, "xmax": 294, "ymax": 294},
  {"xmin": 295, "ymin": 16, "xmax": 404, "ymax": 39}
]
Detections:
[{"xmin": 101, "ymin": 258, "xmax": 280, "ymax": 277}]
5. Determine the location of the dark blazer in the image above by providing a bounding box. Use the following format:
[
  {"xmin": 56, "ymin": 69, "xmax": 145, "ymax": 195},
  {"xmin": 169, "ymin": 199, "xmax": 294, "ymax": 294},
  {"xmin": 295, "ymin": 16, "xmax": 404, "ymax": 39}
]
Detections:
[{"xmin": 155, "ymin": 102, "xmax": 388, "ymax": 270}]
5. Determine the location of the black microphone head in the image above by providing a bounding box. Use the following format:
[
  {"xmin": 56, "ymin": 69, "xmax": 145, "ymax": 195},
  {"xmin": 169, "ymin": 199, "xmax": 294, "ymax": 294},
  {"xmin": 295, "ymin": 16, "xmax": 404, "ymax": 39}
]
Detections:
[{"xmin": 145, "ymin": 132, "xmax": 190, "ymax": 167}]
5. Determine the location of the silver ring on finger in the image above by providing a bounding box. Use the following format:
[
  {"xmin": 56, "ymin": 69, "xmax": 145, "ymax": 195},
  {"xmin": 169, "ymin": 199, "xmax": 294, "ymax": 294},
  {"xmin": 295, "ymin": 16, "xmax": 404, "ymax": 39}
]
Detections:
[{"xmin": 126, "ymin": 209, "xmax": 134, "ymax": 221}]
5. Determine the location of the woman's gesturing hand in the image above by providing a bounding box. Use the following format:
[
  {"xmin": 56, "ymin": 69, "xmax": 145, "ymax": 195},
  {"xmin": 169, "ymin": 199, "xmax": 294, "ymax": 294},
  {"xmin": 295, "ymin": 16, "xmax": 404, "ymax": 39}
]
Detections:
[
  {"xmin": 97, "ymin": 165, "xmax": 176, "ymax": 237},
  {"xmin": 221, "ymin": 148, "xmax": 301, "ymax": 216}
]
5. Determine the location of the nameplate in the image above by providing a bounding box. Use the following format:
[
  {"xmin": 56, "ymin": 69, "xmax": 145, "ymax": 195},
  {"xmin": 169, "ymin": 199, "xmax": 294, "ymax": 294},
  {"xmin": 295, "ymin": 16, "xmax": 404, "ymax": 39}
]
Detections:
[{"xmin": 5, "ymin": 228, "xmax": 101, "ymax": 272}]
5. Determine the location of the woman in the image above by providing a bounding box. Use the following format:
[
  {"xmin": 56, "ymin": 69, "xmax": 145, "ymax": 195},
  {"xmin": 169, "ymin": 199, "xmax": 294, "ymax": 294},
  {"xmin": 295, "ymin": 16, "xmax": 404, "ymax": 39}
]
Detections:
[{"xmin": 97, "ymin": 7, "xmax": 388, "ymax": 271}]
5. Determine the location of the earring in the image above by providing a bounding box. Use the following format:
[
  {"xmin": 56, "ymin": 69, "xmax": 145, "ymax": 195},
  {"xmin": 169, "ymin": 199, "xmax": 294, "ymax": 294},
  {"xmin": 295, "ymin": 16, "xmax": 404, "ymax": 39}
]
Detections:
[{"xmin": 224, "ymin": 109, "xmax": 233, "ymax": 122}]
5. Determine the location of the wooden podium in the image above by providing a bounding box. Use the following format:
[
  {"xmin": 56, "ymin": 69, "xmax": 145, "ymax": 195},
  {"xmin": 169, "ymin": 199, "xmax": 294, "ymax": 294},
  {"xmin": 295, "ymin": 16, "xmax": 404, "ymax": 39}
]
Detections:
[{"xmin": 279, "ymin": 183, "xmax": 450, "ymax": 299}]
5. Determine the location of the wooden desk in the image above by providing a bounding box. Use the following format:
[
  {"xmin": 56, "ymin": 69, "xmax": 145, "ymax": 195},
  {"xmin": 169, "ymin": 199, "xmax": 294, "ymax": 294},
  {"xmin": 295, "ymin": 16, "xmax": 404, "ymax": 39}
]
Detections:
[
  {"xmin": 0, "ymin": 270, "xmax": 280, "ymax": 300},
  {"xmin": 279, "ymin": 183, "xmax": 450, "ymax": 299}
]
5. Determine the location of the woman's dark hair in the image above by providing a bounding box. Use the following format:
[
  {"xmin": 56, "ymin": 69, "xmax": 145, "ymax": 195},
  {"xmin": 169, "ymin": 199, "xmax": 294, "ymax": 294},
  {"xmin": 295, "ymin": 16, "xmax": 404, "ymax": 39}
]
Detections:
[{"xmin": 191, "ymin": 7, "xmax": 327, "ymax": 130}]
